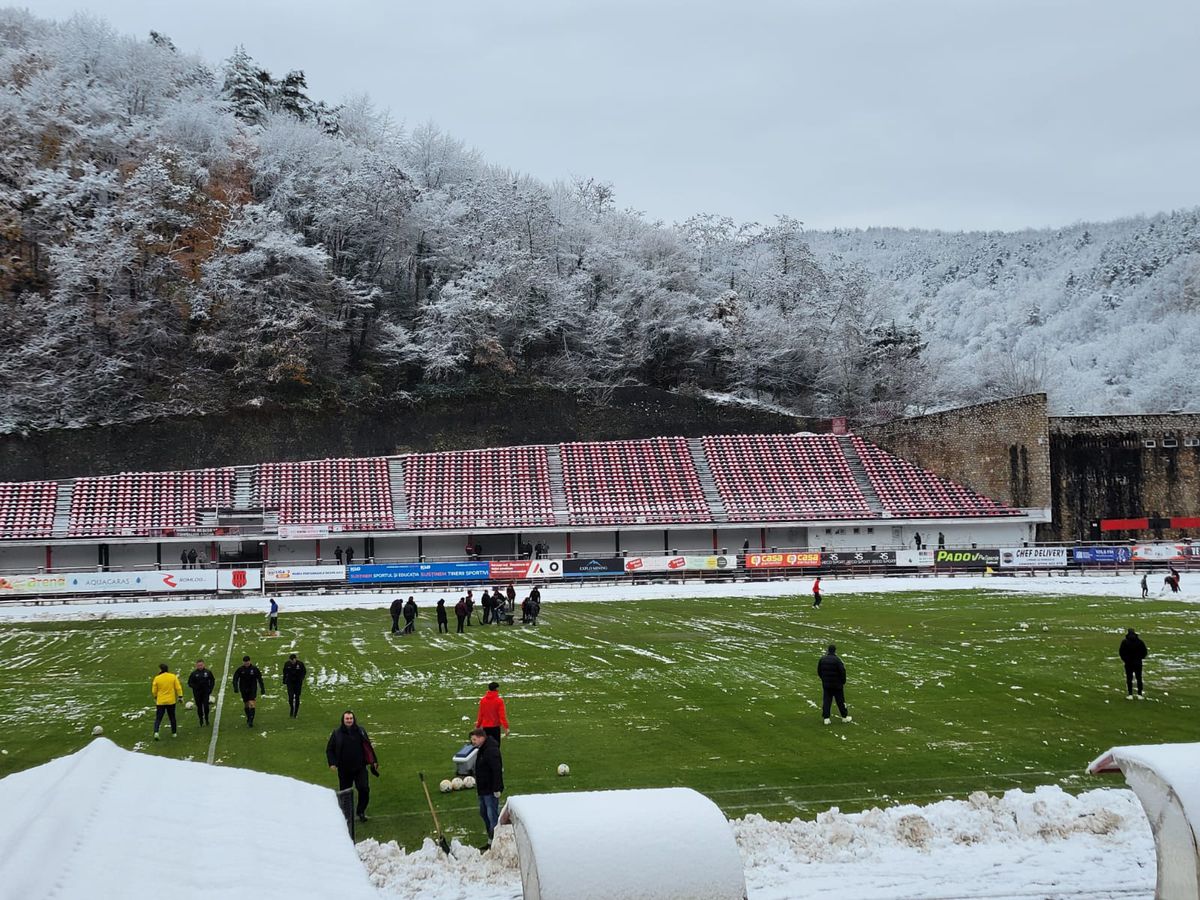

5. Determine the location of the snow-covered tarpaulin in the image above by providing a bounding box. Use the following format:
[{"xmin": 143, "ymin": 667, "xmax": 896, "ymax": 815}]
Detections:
[
  {"xmin": 0, "ymin": 737, "xmax": 377, "ymax": 900},
  {"xmin": 1089, "ymin": 742, "xmax": 1200, "ymax": 900},
  {"xmin": 499, "ymin": 787, "xmax": 746, "ymax": 900}
]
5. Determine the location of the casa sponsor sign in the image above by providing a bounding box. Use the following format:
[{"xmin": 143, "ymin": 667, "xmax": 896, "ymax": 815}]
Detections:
[
  {"xmin": 265, "ymin": 565, "xmax": 347, "ymax": 584},
  {"xmin": 1132, "ymin": 543, "xmax": 1187, "ymax": 562},
  {"xmin": 623, "ymin": 555, "xmax": 734, "ymax": 573},
  {"xmin": 745, "ymin": 552, "xmax": 821, "ymax": 569},
  {"xmin": 999, "ymin": 547, "xmax": 1068, "ymax": 568},
  {"xmin": 1072, "ymin": 546, "xmax": 1132, "ymax": 564},
  {"xmin": 488, "ymin": 559, "xmax": 564, "ymax": 580},
  {"xmin": 563, "ymin": 557, "xmax": 626, "ymax": 578},
  {"xmin": 820, "ymin": 550, "xmax": 897, "ymax": 567},
  {"xmin": 896, "ymin": 549, "xmax": 935, "ymax": 568},
  {"xmin": 346, "ymin": 562, "xmax": 490, "ymax": 584},
  {"xmin": 933, "ymin": 548, "xmax": 1001, "ymax": 568}
]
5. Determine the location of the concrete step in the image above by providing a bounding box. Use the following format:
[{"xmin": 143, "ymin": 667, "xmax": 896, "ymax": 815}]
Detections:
[
  {"xmin": 387, "ymin": 458, "xmax": 409, "ymax": 527},
  {"xmin": 545, "ymin": 444, "xmax": 570, "ymax": 526},
  {"xmin": 837, "ymin": 435, "xmax": 886, "ymax": 514},
  {"xmin": 687, "ymin": 438, "xmax": 727, "ymax": 522}
]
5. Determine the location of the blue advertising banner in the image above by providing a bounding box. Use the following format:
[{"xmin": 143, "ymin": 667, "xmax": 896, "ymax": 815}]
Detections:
[
  {"xmin": 346, "ymin": 562, "xmax": 491, "ymax": 583},
  {"xmin": 1072, "ymin": 546, "xmax": 1132, "ymax": 564},
  {"xmin": 563, "ymin": 557, "xmax": 627, "ymax": 578}
]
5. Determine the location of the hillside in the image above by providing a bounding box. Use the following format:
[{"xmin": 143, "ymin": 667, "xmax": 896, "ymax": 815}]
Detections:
[{"xmin": 2, "ymin": 10, "xmax": 1198, "ymax": 441}]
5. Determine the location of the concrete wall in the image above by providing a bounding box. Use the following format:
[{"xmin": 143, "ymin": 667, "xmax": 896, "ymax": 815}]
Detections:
[
  {"xmin": 1046, "ymin": 414, "xmax": 1200, "ymax": 541},
  {"xmin": 859, "ymin": 394, "xmax": 1052, "ymax": 511},
  {"xmin": 0, "ymin": 544, "xmax": 44, "ymax": 571}
]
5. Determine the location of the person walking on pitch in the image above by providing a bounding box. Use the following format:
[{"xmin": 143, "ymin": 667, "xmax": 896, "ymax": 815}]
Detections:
[
  {"xmin": 811, "ymin": 577, "xmax": 822, "ymax": 608},
  {"xmin": 1119, "ymin": 628, "xmax": 1149, "ymax": 699},
  {"xmin": 469, "ymin": 727, "xmax": 504, "ymax": 848},
  {"xmin": 233, "ymin": 655, "xmax": 265, "ymax": 727},
  {"xmin": 326, "ymin": 710, "xmax": 378, "ymax": 823},
  {"xmin": 268, "ymin": 598, "xmax": 280, "ymax": 634},
  {"xmin": 151, "ymin": 663, "xmax": 184, "ymax": 739},
  {"xmin": 282, "ymin": 653, "xmax": 307, "ymax": 717},
  {"xmin": 389, "ymin": 596, "xmax": 403, "ymax": 634},
  {"xmin": 817, "ymin": 644, "xmax": 851, "ymax": 725},
  {"xmin": 187, "ymin": 658, "xmax": 215, "ymax": 725},
  {"xmin": 476, "ymin": 681, "xmax": 510, "ymax": 743}
]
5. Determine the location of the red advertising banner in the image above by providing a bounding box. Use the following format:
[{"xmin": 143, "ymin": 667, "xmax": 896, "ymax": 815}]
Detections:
[{"xmin": 746, "ymin": 552, "xmax": 820, "ymax": 569}]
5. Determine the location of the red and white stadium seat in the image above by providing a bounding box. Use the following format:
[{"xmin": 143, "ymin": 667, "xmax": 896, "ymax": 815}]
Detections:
[
  {"xmin": 67, "ymin": 469, "xmax": 234, "ymax": 536},
  {"xmin": 256, "ymin": 458, "xmax": 395, "ymax": 531},
  {"xmin": 403, "ymin": 447, "xmax": 554, "ymax": 529},
  {"xmin": 0, "ymin": 481, "xmax": 57, "ymax": 539}
]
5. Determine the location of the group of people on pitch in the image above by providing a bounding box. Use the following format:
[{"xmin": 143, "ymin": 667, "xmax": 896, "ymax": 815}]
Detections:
[{"xmin": 149, "ymin": 652, "xmax": 307, "ymax": 739}]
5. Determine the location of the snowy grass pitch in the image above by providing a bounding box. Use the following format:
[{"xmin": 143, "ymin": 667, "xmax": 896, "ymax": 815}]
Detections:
[{"xmin": 0, "ymin": 588, "xmax": 1196, "ymax": 851}]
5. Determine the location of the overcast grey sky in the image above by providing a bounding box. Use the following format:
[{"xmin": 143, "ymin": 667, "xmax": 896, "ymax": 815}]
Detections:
[{"xmin": 33, "ymin": 0, "xmax": 1200, "ymax": 231}]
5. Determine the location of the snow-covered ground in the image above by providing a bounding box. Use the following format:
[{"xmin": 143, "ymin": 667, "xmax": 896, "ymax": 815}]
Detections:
[
  {"xmin": 0, "ymin": 571, "xmax": 1193, "ymax": 624},
  {"xmin": 360, "ymin": 784, "xmax": 1155, "ymax": 899},
  {"xmin": 0, "ymin": 573, "xmax": 1181, "ymax": 898}
]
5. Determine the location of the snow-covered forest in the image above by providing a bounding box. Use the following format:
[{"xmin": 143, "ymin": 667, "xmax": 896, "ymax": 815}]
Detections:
[{"xmin": 2, "ymin": 11, "xmax": 1197, "ymax": 433}]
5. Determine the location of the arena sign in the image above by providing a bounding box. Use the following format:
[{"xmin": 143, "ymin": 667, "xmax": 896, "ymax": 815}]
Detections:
[
  {"xmin": 1072, "ymin": 546, "xmax": 1133, "ymax": 564},
  {"xmin": 488, "ymin": 559, "xmax": 563, "ymax": 580},
  {"xmin": 623, "ymin": 555, "xmax": 734, "ymax": 573},
  {"xmin": 933, "ymin": 549, "xmax": 1001, "ymax": 568},
  {"xmin": 0, "ymin": 568, "xmax": 260, "ymax": 595},
  {"xmin": 563, "ymin": 558, "xmax": 626, "ymax": 577},
  {"xmin": 745, "ymin": 552, "xmax": 821, "ymax": 569},
  {"xmin": 820, "ymin": 550, "xmax": 896, "ymax": 566},
  {"xmin": 999, "ymin": 547, "xmax": 1068, "ymax": 568},
  {"xmin": 1132, "ymin": 544, "xmax": 1188, "ymax": 562},
  {"xmin": 265, "ymin": 565, "xmax": 347, "ymax": 583},
  {"xmin": 347, "ymin": 562, "xmax": 490, "ymax": 583}
]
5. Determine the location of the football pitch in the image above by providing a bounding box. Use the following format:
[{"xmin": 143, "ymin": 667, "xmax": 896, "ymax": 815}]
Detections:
[{"xmin": 0, "ymin": 588, "xmax": 1196, "ymax": 850}]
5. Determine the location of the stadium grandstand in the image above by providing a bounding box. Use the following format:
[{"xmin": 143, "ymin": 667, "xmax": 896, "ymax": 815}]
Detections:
[{"xmin": 0, "ymin": 433, "xmax": 1040, "ymax": 590}]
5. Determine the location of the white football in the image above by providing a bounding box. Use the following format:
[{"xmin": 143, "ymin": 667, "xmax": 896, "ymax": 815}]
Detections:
[
  {"xmin": 451, "ymin": 777, "xmax": 464, "ymax": 791},
  {"xmin": 185, "ymin": 701, "xmax": 195, "ymax": 710},
  {"xmin": 463, "ymin": 776, "xmax": 476, "ymax": 789},
  {"xmin": 557, "ymin": 763, "xmax": 570, "ymax": 776},
  {"xmin": 92, "ymin": 725, "xmax": 104, "ymax": 736},
  {"xmin": 1041, "ymin": 625, "xmax": 1049, "ymax": 632},
  {"xmin": 439, "ymin": 779, "xmax": 453, "ymax": 793}
]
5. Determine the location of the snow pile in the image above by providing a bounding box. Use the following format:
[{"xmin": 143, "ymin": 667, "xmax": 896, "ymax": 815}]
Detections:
[
  {"xmin": 0, "ymin": 737, "xmax": 376, "ymax": 900},
  {"xmin": 361, "ymin": 786, "xmax": 1155, "ymax": 899}
]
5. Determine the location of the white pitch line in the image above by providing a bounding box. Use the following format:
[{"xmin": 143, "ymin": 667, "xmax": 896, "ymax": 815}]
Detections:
[{"xmin": 206, "ymin": 613, "xmax": 238, "ymax": 765}]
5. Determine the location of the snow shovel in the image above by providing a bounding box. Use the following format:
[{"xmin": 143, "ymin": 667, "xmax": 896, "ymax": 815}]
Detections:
[{"xmin": 418, "ymin": 771, "xmax": 454, "ymax": 856}]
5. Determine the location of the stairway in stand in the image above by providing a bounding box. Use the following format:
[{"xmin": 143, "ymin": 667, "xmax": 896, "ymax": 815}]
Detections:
[
  {"xmin": 837, "ymin": 435, "xmax": 886, "ymax": 515},
  {"xmin": 687, "ymin": 438, "xmax": 727, "ymax": 522},
  {"xmin": 544, "ymin": 445, "xmax": 570, "ymax": 526},
  {"xmin": 387, "ymin": 458, "xmax": 409, "ymax": 528}
]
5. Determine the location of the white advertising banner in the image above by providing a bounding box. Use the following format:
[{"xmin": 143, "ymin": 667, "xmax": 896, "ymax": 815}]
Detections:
[
  {"xmin": 142, "ymin": 569, "xmax": 218, "ymax": 591},
  {"xmin": 623, "ymin": 555, "xmax": 734, "ymax": 573},
  {"xmin": 265, "ymin": 565, "xmax": 346, "ymax": 584},
  {"xmin": 1000, "ymin": 547, "xmax": 1068, "ymax": 568},
  {"xmin": 896, "ymin": 549, "xmax": 935, "ymax": 567},
  {"xmin": 217, "ymin": 568, "xmax": 262, "ymax": 590},
  {"xmin": 277, "ymin": 524, "xmax": 340, "ymax": 539},
  {"xmin": 0, "ymin": 568, "xmax": 261, "ymax": 596}
]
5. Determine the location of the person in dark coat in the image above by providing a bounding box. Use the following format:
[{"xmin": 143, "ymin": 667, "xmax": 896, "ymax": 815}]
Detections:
[
  {"xmin": 464, "ymin": 590, "xmax": 475, "ymax": 626},
  {"xmin": 1119, "ymin": 628, "xmax": 1149, "ymax": 699},
  {"xmin": 469, "ymin": 727, "xmax": 504, "ymax": 846},
  {"xmin": 1141, "ymin": 573, "xmax": 1148, "ymax": 598},
  {"xmin": 326, "ymin": 710, "xmax": 378, "ymax": 822},
  {"xmin": 817, "ymin": 644, "xmax": 851, "ymax": 724},
  {"xmin": 455, "ymin": 597, "xmax": 467, "ymax": 633},
  {"xmin": 232, "ymin": 655, "xmax": 265, "ymax": 727},
  {"xmin": 345, "ymin": 546, "xmax": 355, "ymax": 566},
  {"xmin": 481, "ymin": 589, "xmax": 493, "ymax": 625},
  {"xmin": 436, "ymin": 598, "xmax": 449, "ymax": 633},
  {"xmin": 187, "ymin": 548, "xmax": 198, "ymax": 568},
  {"xmin": 335, "ymin": 545, "xmax": 344, "ymax": 564},
  {"xmin": 389, "ymin": 596, "xmax": 404, "ymax": 634},
  {"xmin": 282, "ymin": 653, "xmax": 306, "ymax": 718},
  {"xmin": 403, "ymin": 597, "xmax": 418, "ymax": 634},
  {"xmin": 912, "ymin": 532, "xmax": 922, "ymax": 550},
  {"xmin": 180, "ymin": 549, "xmax": 189, "ymax": 569},
  {"xmin": 187, "ymin": 658, "xmax": 216, "ymax": 725}
]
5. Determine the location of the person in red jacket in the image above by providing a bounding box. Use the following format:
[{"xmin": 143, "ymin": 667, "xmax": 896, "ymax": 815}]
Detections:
[
  {"xmin": 811, "ymin": 577, "xmax": 822, "ymax": 609},
  {"xmin": 475, "ymin": 681, "xmax": 510, "ymax": 742}
]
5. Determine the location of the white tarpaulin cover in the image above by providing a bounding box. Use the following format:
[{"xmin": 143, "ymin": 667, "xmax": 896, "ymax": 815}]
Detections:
[
  {"xmin": 1089, "ymin": 741, "xmax": 1200, "ymax": 900},
  {"xmin": 499, "ymin": 787, "xmax": 746, "ymax": 899},
  {"xmin": 0, "ymin": 738, "xmax": 377, "ymax": 900}
]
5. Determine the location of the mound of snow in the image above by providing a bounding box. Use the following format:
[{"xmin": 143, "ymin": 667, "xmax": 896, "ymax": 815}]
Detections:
[
  {"xmin": 361, "ymin": 786, "xmax": 1154, "ymax": 899},
  {"xmin": 0, "ymin": 738, "xmax": 375, "ymax": 900}
]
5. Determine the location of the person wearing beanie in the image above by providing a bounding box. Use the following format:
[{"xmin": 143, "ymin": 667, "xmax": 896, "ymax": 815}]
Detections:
[
  {"xmin": 476, "ymin": 681, "xmax": 510, "ymax": 742},
  {"xmin": 817, "ymin": 644, "xmax": 851, "ymax": 725},
  {"xmin": 1119, "ymin": 628, "xmax": 1149, "ymax": 699}
]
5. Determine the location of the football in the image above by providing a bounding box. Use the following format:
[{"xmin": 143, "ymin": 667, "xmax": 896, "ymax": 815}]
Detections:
[
  {"xmin": 463, "ymin": 775, "xmax": 476, "ymax": 789},
  {"xmin": 451, "ymin": 777, "xmax": 464, "ymax": 791},
  {"xmin": 557, "ymin": 763, "xmax": 570, "ymax": 776},
  {"xmin": 439, "ymin": 779, "xmax": 453, "ymax": 793},
  {"xmin": 91, "ymin": 725, "xmax": 104, "ymax": 736},
  {"xmin": 185, "ymin": 700, "xmax": 195, "ymax": 710}
]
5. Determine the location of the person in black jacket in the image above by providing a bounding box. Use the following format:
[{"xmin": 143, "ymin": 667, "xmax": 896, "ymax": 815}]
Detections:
[
  {"xmin": 436, "ymin": 599, "xmax": 449, "ymax": 633},
  {"xmin": 469, "ymin": 727, "xmax": 504, "ymax": 846},
  {"xmin": 817, "ymin": 644, "xmax": 851, "ymax": 725},
  {"xmin": 232, "ymin": 655, "xmax": 265, "ymax": 727},
  {"xmin": 282, "ymin": 653, "xmax": 307, "ymax": 718},
  {"xmin": 389, "ymin": 596, "xmax": 403, "ymax": 634},
  {"xmin": 455, "ymin": 597, "xmax": 467, "ymax": 633},
  {"xmin": 187, "ymin": 658, "xmax": 216, "ymax": 725},
  {"xmin": 327, "ymin": 710, "xmax": 377, "ymax": 822},
  {"xmin": 403, "ymin": 597, "xmax": 418, "ymax": 634},
  {"xmin": 1119, "ymin": 628, "xmax": 1149, "ymax": 699}
]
